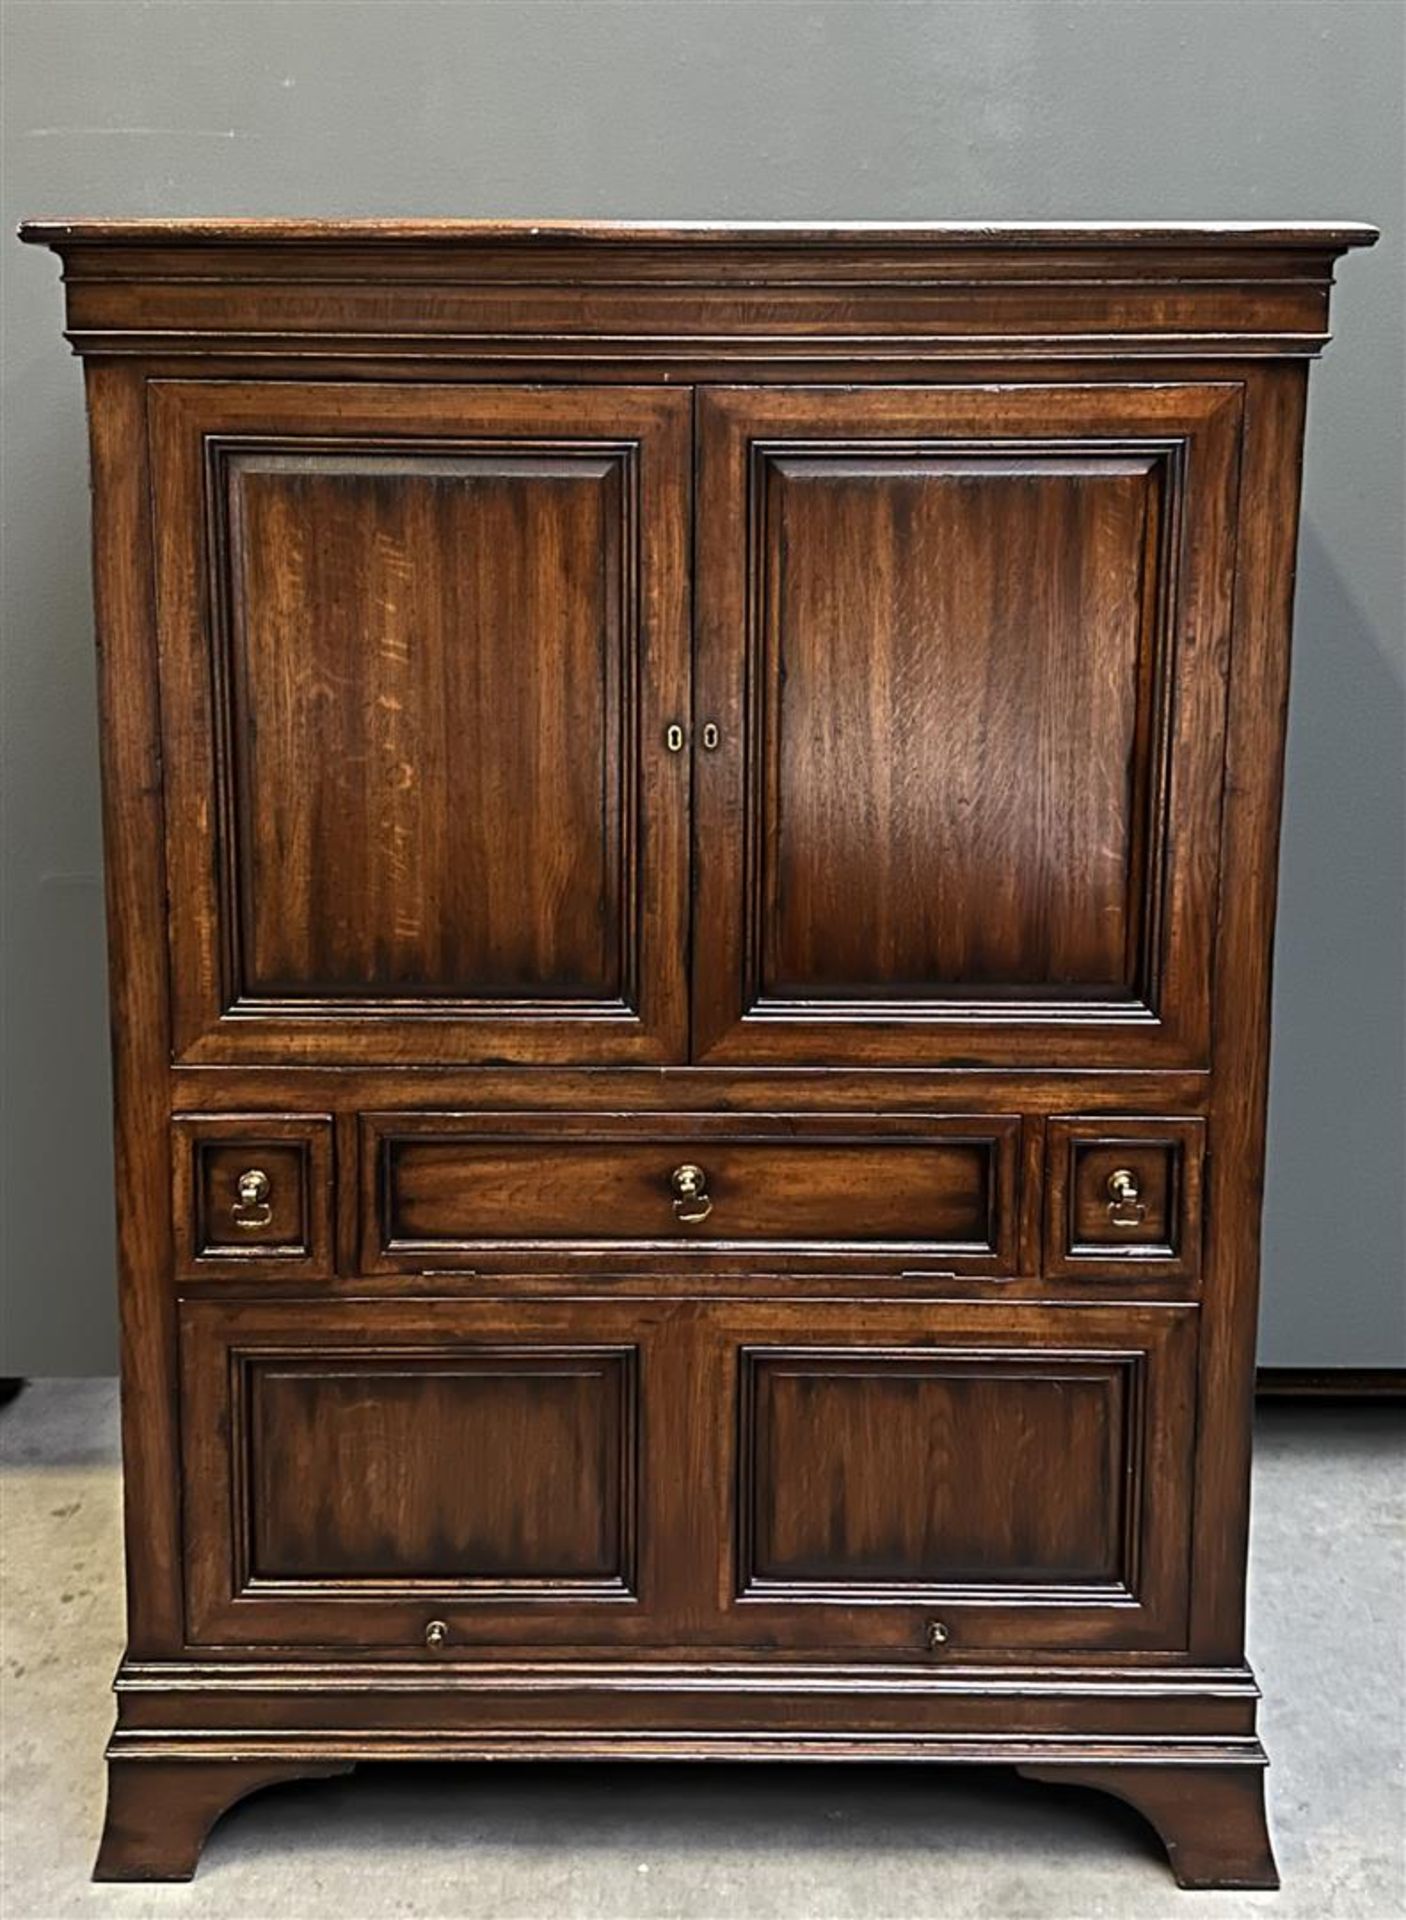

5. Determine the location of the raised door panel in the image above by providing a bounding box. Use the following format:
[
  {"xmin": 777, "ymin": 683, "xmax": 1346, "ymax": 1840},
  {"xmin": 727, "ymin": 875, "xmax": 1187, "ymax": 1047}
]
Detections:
[
  {"xmin": 708, "ymin": 1301, "xmax": 1198, "ymax": 1654},
  {"xmin": 179, "ymin": 1297, "xmax": 686, "ymax": 1648},
  {"xmin": 149, "ymin": 382, "xmax": 690, "ymax": 1064},
  {"xmin": 693, "ymin": 384, "xmax": 1243, "ymax": 1066}
]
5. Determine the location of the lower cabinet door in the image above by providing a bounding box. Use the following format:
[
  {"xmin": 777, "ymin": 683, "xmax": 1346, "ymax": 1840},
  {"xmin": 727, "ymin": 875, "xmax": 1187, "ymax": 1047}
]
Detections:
[
  {"xmin": 178, "ymin": 1296, "xmax": 680, "ymax": 1649},
  {"xmin": 180, "ymin": 1294, "xmax": 1197, "ymax": 1657},
  {"xmin": 705, "ymin": 1300, "xmax": 1199, "ymax": 1656}
]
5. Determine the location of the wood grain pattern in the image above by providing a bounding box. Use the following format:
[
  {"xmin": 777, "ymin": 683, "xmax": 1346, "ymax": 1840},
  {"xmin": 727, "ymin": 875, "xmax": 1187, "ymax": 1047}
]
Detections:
[
  {"xmin": 1017, "ymin": 1761, "xmax": 1278, "ymax": 1890},
  {"xmin": 741, "ymin": 1354, "xmax": 1131, "ymax": 1586},
  {"xmin": 759, "ymin": 452, "xmax": 1160, "ymax": 997},
  {"xmin": 175, "ymin": 1293, "xmax": 1194, "ymax": 1657},
  {"xmin": 148, "ymin": 380, "xmax": 691, "ymax": 1065},
  {"xmin": 361, "ymin": 1110, "xmax": 1021, "ymax": 1272},
  {"xmin": 226, "ymin": 449, "xmax": 626, "ymax": 1001},
  {"xmin": 18, "ymin": 219, "xmax": 1373, "ymax": 1887},
  {"xmin": 21, "ymin": 220, "xmax": 1377, "ymax": 369},
  {"xmin": 1045, "ymin": 1116, "xmax": 1205, "ymax": 1283},
  {"xmin": 247, "ymin": 1354, "xmax": 635, "ymax": 1587},
  {"xmin": 691, "ymin": 382, "xmax": 1243, "ymax": 1067},
  {"xmin": 173, "ymin": 1113, "xmax": 333, "ymax": 1279},
  {"xmin": 179, "ymin": 1297, "xmax": 658, "ymax": 1647},
  {"xmin": 723, "ymin": 1300, "xmax": 1196, "ymax": 1655}
]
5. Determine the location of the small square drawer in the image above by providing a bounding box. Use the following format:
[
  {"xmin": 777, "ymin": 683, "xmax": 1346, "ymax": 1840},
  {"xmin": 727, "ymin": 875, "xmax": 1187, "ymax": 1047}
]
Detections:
[
  {"xmin": 174, "ymin": 1115, "xmax": 333, "ymax": 1279},
  {"xmin": 1045, "ymin": 1117, "xmax": 1204, "ymax": 1281}
]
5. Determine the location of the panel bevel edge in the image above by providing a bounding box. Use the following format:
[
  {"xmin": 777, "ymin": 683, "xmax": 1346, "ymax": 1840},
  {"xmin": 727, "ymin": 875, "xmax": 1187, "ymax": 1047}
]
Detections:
[
  {"xmin": 201, "ymin": 431, "xmax": 643, "ymax": 1025},
  {"xmin": 734, "ymin": 1344, "xmax": 1147, "ymax": 1607},
  {"xmin": 221, "ymin": 1340, "xmax": 643, "ymax": 1604}
]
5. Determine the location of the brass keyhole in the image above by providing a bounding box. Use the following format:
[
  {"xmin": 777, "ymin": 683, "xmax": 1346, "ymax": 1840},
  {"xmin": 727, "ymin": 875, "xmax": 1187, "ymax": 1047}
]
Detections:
[
  {"xmin": 232, "ymin": 1168, "xmax": 273, "ymax": 1231},
  {"xmin": 671, "ymin": 1163, "xmax": 713, "ymax": 1225}
]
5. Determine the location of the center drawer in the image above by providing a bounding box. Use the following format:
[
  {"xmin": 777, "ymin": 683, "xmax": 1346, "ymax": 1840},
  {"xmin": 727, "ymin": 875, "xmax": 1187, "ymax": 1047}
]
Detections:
[{"xmin": 359, "ymin": 1112, "xmax": 1021, "ymax": 1272}]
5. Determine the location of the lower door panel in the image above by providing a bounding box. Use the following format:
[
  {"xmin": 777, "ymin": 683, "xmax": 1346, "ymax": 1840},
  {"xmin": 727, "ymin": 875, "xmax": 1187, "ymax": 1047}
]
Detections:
[
  {"xmin": 179, "ymin": 1296, "xmax": 685, "ymax": 1649},
  {"xmin": 710, "ymin": 1300, "xmax": 1198, "ymax": 1655},
  {"xmin": 179, "ymin": 1293, "xmax": 1197, "ymax": 1657}
]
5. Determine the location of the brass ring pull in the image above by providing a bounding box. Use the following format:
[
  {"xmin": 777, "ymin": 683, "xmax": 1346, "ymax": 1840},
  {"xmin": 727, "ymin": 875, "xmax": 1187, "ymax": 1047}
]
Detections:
[
  {"xmin": 424, "ymin": 1618, "xmax": 449, "ymax": 1651},
  {"xmin": 232, "ymin": 1168, "xmax": 273, "ymax": 1230},
  {"xmin": 671, "ymin": 1163, "xmax": 713, "ymax": 1226},
  {"xmin": 1106, "ymin": 1168, "xmax": 1147, "ymax": 1230}
]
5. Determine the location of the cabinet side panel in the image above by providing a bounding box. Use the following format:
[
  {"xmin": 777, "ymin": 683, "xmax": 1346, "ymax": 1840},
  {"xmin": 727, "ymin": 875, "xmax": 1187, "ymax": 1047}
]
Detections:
[
  {"xmin": 1193, "ymin": 362, "xmax": 1310, "ymax": 1657},
  {"xmin": 84, "ymin": 361, "xmax": 182, "ymax": 1650}
]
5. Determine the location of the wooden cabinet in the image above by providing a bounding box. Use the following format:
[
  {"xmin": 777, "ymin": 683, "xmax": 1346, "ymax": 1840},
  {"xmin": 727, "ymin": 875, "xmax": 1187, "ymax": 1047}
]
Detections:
[{"xmin": 21, "ymin": 216, "xmax": 1375, "ymax": 1889}]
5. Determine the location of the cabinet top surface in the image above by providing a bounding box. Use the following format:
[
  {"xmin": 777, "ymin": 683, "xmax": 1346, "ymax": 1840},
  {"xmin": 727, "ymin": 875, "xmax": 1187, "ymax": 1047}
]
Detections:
[{"xmin": 17, "ymin": 216, "xmax": 1378, "ymax": 251}]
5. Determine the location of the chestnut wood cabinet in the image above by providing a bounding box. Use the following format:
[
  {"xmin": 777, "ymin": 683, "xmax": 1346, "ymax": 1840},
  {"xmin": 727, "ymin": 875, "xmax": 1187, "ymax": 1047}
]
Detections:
[{"xmin": 21, "ymin": 217, "xmax": 1375, "ymax": 1888}]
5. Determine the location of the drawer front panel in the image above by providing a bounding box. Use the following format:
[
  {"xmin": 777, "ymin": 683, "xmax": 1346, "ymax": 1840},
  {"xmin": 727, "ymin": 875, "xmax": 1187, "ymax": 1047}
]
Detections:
[
  {"xmin": 1045, "ymin": 1116, "xmax": 1205, "ymax": 1281},
  {"xmin": 174, "ymin": 1113, "xmax": 333, "ymax": 1280},
  {"xmin": 361, "ymin": 1112, "xmax": 1021, "ymax": 1271},
  {"xmin": 710, "ymin": 1299, "xmax": 1198, "ymax": 1655},
  {"xmin": 179, "ymin": 1296, "xmax": 687, "ymax": 1649}
]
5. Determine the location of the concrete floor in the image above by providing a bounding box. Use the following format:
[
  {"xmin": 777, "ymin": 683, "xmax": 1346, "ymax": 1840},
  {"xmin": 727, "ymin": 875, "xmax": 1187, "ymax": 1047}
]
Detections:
[{"xmin": 2, "ymin": 1382, "xmax": 1402, "ymax": 1920}]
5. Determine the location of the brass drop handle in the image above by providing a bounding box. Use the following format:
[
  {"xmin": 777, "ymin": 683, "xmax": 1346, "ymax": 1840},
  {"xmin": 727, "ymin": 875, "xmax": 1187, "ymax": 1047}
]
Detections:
[
  {"xmin": 671, "ymin": 1163, "xmax": 713, "ymax": 1226},
  {"xmin": 1106, "ymin": 1168, "xmax": 1147, "ymax": 1230},
  {"xmin": 231, "ymin": 1168, "xmax": 273, "ymax": 1230},
  {"xmin": 926, "ymin": 1620, "xmax": 951, "ymax": 1653},
  {"xmin": 424, "ymin": 1618, "xmax": 449, "ymax": 1651}
]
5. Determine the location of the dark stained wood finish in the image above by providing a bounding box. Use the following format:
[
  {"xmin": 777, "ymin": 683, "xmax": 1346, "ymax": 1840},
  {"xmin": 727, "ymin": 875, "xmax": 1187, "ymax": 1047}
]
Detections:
[
  {"xmin": 1018, "ymin": 1761, "xmax": 1278, "ymax": 1890},
  {"xmin": 692, "ymin": 382, "xmax": 1244, "ymax": 1066},
  {"xmin": 175, "ymin": 1293, "xmax": 1193, "ymax": 1656},
  {"xmin": 760, "ymin": 454, "xmax": 1160, "ymax": 996},
  {"xmin": 95, "ymin": 1758, "xmax": 353, "ymax": 1882},
  {"xmin": 227, "ymin": 450, "xmax": 626, "ymax": 1000},
  {"xmin": 18, "ymin": 218, "xmax": 1374, "ymax": 1886},
  {"xmin": 1045, "ymin": 1116, "xmax": 1205, "ymax": 1283},
  {"xmin": 723, "ymin": 1300, "xmax": 1196, "ymax": 1654},
  {"xmin": 746, "ymin": 1358, "xmax": 1131, "ymax": 1585},
  {"xmin": 148, "ymin": 380, "xmax": 691, "ymax": 1065},
  {"xmin": 173, "ymin": 1113, "xmax": 333, "ymax": 1279},
  {"xmin": 180, "ymin": 1296, "xmax": 661, "ymax": 1647},
  {"xmin": 360, "ymin": 1110, "xmax": 1021, "ymax": 1273},
  {"xmin": 248, "ymin": 1357, "xmax": 633, "ymax": 1586}
]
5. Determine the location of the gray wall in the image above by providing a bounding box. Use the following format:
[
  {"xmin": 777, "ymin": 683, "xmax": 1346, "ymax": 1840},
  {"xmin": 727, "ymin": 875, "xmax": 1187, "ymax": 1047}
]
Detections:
[{"xmin": 2, "ymin": 0, "xmax": 1401, "ymax": 1374}]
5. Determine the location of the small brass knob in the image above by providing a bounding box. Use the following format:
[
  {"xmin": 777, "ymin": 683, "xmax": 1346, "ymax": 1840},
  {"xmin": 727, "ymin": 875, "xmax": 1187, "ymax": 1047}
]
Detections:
[
  {"xmin": 926, "ymin": 1620, "xmax": 951, "ymax": 1652},
  {"xmin": 232, "ymin": 1168, "xmax": 273, "ymax": 1230},
  {"xmin": 424, "ymin": 1619, "xmax": 449, "ymax": 1651},
  {"xmin": 1106, "ymin": 1168, "xmax": 1147, "ymax": 1229},
  {"xmin": 671, "ymin": 1163, "xmax": 713, "ymax": 1225}
]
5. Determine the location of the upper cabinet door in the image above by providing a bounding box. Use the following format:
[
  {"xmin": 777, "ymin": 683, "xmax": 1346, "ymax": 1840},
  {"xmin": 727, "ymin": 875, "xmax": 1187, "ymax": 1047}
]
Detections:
[
  {"xmin": 693, "ymin": 384, "xmax": 1243, "ymax": 1068},
  {"xmin": 150, "ymin": 382, "xmax": 690, "ymax": 1065}
]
